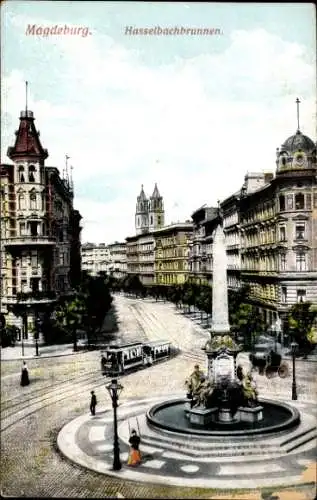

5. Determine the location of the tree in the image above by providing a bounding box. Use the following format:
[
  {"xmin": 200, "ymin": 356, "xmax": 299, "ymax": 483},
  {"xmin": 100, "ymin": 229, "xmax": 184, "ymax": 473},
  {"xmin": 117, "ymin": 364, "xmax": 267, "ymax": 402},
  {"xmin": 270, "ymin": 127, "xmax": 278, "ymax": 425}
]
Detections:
[
  {"xmin": 286, "ymin": 302, "xmax": 317, "ymax": 356},
  {"xmin": 80, "ymin": 274, "xmax": 113, "ymax": 344},
  {"xmin": 230, "ymin": 303, "xmax": 265, "ymax": 349},
  {"xmin": 0, "ymin": 325, "xmax": 19, "ymax": 347},
  {"xmin": 54, "ymin": 296, "xmax": 85, "ymax": 351},
  {"xmin": 196, "ymin": 285, "xmax": 212, "ymax": 322}
]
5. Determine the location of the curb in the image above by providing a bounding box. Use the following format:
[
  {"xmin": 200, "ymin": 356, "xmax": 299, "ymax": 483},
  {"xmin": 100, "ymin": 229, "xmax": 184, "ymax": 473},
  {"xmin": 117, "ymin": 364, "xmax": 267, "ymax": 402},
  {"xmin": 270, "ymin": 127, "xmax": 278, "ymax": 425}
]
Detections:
[{"xmin": 0, "ymin": 349, "xmax": 91, "ymax": 362}]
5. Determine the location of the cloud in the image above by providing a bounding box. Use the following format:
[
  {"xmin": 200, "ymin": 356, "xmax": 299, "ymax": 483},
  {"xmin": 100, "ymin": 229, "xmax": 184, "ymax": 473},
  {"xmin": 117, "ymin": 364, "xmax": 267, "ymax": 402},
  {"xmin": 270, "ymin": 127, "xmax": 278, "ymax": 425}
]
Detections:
[{"xmin": 1, "ymin": 20, "xmax": 316, "ymax": 244}]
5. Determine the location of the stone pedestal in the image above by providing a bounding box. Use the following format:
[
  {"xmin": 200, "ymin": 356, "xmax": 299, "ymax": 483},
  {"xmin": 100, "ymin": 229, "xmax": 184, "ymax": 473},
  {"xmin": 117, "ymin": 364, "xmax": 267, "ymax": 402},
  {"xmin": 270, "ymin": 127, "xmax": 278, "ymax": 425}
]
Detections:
[
  {"xmin": 188, "ymin": 407, "xmax": 218, "ymax": 426},
  {"xmin": 184, "ymin": 402, "xmax": 192, "ymax": 419},
  {"xmin": 218, "ymin": 407, "xmax": 234, "ymax": 423},
  {"xmin": 238, "ymin": 406, "xmax": 264, "ymax": 423}
]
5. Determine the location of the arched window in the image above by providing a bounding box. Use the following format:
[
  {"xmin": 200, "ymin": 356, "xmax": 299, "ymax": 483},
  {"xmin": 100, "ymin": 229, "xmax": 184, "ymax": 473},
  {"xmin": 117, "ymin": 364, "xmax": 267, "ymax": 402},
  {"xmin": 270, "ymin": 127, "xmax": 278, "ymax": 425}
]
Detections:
[
  {"xmin": 18, "ymin": 166, "xmax": 25, "ymax": 183},
  {"xmin": 30, "ymin": 192, "xmax": 37, "ymax": 210},
  {"xmin": 28, "ymin": 165, "xmax": 36, "ymax": 183},
  {"xmin": 295, "ymin": 193, "xmax": 305, "ymax": 210},
  {"xmin": 279, "ymin": 195, "xmax": 285, "ymax": 211},
  {"xmin": 18, "ymin": 193, "xmax": 25, "ymax": 210}
]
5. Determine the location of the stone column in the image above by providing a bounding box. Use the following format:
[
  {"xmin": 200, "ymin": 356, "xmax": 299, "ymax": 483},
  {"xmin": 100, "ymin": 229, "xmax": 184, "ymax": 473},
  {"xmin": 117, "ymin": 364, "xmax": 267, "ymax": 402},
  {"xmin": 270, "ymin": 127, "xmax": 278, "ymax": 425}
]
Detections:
[{"xmin": 211, "ymin": 224, "xmax": 230, "ymax": 334}]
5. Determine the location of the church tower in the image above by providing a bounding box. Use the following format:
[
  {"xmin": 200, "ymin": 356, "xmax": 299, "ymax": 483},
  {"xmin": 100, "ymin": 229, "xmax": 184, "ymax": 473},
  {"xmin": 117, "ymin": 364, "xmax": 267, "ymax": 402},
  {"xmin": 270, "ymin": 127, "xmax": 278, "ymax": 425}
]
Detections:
[
  {"xmin": 135, "ymin": 185, "xmax": 149, "ymax": 235},
  {"xmin": 148, "ymin": 183, "xmax": 164, "ymax": 232}
]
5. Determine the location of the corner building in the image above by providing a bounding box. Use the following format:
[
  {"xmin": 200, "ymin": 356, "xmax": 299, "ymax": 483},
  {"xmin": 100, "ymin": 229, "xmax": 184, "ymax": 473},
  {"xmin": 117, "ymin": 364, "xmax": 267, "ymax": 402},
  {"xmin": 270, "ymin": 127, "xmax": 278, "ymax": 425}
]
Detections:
[
  {"xmin": 154, "ymin": 222, "xmax": 193, "ymax": 285},
  {"xmin": 0, "ymin": 109, "xmax": 82, "ymax": 342},
  {"xmin": 240, "ymin": 128, "xmax": 317, "ymax": 325},
  {"xmin": 188, "ymin": 125, "xmax": 317, "ymax": 329}
]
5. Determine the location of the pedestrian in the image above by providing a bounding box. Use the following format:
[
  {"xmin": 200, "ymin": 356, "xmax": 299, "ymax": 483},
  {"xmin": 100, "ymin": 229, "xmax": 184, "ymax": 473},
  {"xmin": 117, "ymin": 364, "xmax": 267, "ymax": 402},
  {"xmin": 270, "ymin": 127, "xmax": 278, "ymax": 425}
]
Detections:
[
  {"xmin": 127, "ymin": 429, "xmax": 141, "ymax": 466},
  {"xmin": 90, "ymin": 390, "xmax": 97, "ymax": 415},
  {"xmin": 20, "ymin": 361, "xmax": 30, "ymax": 386}
]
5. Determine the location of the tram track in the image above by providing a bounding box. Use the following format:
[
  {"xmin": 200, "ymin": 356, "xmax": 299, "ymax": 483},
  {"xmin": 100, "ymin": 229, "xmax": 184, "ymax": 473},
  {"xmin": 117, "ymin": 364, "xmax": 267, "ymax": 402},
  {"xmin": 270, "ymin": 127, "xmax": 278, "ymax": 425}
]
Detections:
[
  {"xmin": 3, "ymin": 297, "xmax": 312, "ymax": 437},
  {"xmin": 0, "ymin": 369, "xmax": 101, "ymax": 411},
  {"xmin": 1, "ymin": 371, "xmax": 109, "ymax": 432}
]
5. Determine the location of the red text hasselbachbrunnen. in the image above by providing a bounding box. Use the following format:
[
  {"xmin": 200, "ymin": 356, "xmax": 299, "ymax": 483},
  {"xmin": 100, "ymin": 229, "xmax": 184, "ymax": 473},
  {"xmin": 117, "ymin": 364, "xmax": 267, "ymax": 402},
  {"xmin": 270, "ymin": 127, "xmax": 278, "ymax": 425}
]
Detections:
[{"xmin": 124, "ymin": 26, "xmax": 223, "ymax": 36}]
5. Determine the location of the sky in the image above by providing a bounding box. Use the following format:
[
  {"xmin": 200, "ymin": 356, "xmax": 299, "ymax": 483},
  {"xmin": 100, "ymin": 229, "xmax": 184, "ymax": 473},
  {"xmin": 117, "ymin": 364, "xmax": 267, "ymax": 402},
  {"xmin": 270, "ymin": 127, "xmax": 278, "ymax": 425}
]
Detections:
[{"xmin": 1, "ymin": 2, "xmax": 316, "ymax": 244}]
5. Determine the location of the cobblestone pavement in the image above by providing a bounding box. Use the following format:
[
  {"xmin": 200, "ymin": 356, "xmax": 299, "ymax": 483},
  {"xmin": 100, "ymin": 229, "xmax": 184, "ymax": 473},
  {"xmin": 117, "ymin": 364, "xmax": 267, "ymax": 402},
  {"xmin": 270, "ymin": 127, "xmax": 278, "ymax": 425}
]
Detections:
[
  {"xmin": 58, "ymin": 395, "xmax": 316, "ymax": 489},
  {"xmin": 1, "ymin": 295, "xmax": 316, "ymax": 499}
]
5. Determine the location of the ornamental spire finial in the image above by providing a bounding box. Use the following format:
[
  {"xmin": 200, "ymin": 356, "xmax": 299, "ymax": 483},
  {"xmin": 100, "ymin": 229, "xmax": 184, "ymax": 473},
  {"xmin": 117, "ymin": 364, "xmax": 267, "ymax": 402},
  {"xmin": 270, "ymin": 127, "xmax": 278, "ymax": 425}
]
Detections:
[{"xmin": 296, "ymin": 97, "xmax": 301, "ymax": 132}]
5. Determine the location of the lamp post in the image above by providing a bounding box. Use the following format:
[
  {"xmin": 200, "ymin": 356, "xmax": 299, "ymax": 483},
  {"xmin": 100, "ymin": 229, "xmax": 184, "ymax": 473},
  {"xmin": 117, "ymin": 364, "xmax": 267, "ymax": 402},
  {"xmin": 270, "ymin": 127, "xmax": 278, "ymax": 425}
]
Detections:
[
  {"xmin": 291, "ymin": 340, "xmax": 298, "ymax": 400},
  {"xmin": 106, "ymin": 378, "xmax": 123, "ymax": 471},
  {"xmin": 34, "ymin": 316, "xmax": 41, "ymax": 357}
]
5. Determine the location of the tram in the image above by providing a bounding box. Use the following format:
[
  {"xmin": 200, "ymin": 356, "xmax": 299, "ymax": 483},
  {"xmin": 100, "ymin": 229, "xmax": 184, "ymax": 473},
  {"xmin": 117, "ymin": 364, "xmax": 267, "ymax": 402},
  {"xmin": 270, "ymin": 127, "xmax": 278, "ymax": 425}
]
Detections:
[{"xmin": 101, "ymin": 340, "xmax": 172, "ymax": 377}]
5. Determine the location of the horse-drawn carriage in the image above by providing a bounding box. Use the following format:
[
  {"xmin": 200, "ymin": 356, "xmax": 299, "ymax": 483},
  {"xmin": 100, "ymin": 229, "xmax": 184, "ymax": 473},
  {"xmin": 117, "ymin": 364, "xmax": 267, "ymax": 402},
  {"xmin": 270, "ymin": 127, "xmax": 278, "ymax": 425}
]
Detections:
[{"xmin": 249, "ymin": 340, "xmax": 289, "ymax": 379}]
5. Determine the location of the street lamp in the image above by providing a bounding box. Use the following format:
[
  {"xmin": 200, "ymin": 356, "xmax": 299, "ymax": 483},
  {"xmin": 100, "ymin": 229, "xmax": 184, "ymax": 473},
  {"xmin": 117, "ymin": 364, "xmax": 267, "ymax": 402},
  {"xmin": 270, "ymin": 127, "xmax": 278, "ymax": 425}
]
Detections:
[
  {"xmin": 291, "ymin": 341, "xmax": 298, "ymax": 400},
  {"xmin": 34, "ymin": 316, "xmax": 41, "ymax": 357},
  {"xmin": 106, "ymin": 378, "xmax": 124, "ymax": 471}
]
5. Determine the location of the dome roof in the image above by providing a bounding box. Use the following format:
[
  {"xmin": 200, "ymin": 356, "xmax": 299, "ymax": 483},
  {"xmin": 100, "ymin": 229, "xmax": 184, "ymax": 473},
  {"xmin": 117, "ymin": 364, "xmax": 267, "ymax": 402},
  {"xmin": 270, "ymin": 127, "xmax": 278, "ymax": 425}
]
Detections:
[{"xmin": 281, "ymin": 129, "xmax": 315, "ymax": 154}]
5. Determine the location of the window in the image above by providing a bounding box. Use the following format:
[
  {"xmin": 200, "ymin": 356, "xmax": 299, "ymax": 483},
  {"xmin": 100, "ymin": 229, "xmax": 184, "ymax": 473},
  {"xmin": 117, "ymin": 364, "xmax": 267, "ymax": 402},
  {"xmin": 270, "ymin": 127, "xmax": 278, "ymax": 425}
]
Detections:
[
  {"xmin": 28, "ymin": 165, "xmax": 36, "ymax": 183},
  {"xmin": 19, "ymin": 222, "xmax": 26, "ymax": 236},
  {"xmin": 306, "ymin": 194, "xmax": 312, "ymax": 209},
  {"xmin": 31, "ymin": 254, "xmax": 38, "ymax": 267},
  {"xmin": 30, "ymin": 222, "xmax": 38, "ymax": 237},
  {"xmin": 279, "ymin": 226, "xmax": 286, "ymax": 241},
  {"xmin": 18, "ymin": 194, "xmax": 25, "ymax": 210},
  {"xmin": 280, "ymin": 254, "xmax": 286, "ymax": 271},
  {"xmin": 150, "ymin": 216, "xmax": 153, "ymax": 225},
  {"xmin": 297, "ymin": 289, "xmax": 306, "ymax": 303},
  {"xmin": 281, "ymin": 287, "xmax": 287, "ymax": 303},
  {"xmin": 296, "ymin": 252, "xmax": 306, "ymax": 271},
  {"xmin": 30, "ymin": 192, "xmax": 37, "ymax": 210},
  {"xmin": 30, "ymin": 277, "xmax": 40, "ymax": 293},
  {"xmin": 295, "ymin": 224, "xmax": 305, "ymax": 240},
  {"xmin": 158, "ymin": 216, "xmax": 161, "ymax": 225},
  {"xmin": 287, "ymin": 194, "xmax": 293, "ymax": 210},
  {"xmin": 18, "ymin": 166, "xmax": 25, "ymax": 183},
  {"xmin": 295, "ymin": 193, "xmax": 305, "ymax": 210},
  {"xmin": 21, "ymin": 279, "xmax": 28, "ymax": 293},
  {"xmin": 279, "ymin": 195, "xmax": 285, "ymax": 211}
]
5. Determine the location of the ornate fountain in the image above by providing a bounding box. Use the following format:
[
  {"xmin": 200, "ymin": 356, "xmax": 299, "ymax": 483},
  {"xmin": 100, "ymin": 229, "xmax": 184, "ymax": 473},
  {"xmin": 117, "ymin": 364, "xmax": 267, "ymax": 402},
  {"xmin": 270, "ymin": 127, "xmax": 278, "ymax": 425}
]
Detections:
[
  {"xmin": 185, "ymin": 222, "xmax": 263, "ymax": 426},
  {"xmin": 146, "ymin": 219, "xmax": 300, "ymax": 437}
]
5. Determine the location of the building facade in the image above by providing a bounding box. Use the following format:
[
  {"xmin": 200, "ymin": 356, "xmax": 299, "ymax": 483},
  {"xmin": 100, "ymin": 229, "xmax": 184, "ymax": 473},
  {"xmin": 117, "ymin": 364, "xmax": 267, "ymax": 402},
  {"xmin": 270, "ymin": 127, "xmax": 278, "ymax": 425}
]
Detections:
[
  {"xmin": 126, "ymin": 233, "xmax": 155, "ymax": 285},
  {"xmin": 81, "ymin": 243, "xmax": 111, "ymax": 276},
  {"xmin": 0, "ymin": 108, "xmax": 82, "ymax": 342},
  {"xmin": 107, "ymin": 242, "xmax": 127, "ymax": 280},
  {"xmin": 240, "ymin": 129, "xmax": 317, "ymax": 325},
  {"xmin": 188, "ymin": 206, "xmax": 218, "ymax": 286},
  {"xmin": 188, "ymin": 126, "xmax": 317, "ymax": 328},
  {"xmin": 154, "ymin": 222, "xmax": 193, "ymax": 285}
]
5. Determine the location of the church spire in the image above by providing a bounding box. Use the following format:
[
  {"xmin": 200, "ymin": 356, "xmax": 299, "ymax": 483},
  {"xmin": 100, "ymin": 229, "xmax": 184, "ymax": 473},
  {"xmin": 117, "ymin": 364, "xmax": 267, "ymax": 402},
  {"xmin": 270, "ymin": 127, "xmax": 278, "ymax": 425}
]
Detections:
[
  {"xmin": 137, "ymin": 184, "xmax": 147, "ymax": 201},
  {"xmin": 151, "ymin": 182, "xmax": 161, "ymax": 198}
]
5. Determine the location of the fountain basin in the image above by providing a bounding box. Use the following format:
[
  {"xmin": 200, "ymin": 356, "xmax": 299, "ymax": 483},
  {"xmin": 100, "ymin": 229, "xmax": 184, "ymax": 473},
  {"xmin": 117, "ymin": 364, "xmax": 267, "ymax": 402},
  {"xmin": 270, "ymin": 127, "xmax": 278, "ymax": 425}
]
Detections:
[{"xmin": 147, "ymin": 398, "xmax": 300, "ymax": 437}]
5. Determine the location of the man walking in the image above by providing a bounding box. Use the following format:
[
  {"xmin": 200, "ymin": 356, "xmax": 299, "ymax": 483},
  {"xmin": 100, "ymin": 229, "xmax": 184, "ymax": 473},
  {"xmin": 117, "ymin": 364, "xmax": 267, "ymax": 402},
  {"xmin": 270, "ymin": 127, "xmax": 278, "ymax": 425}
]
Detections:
[{"xmin": 90, "ymin": 390, "xmax": 97, "ymax": 416}]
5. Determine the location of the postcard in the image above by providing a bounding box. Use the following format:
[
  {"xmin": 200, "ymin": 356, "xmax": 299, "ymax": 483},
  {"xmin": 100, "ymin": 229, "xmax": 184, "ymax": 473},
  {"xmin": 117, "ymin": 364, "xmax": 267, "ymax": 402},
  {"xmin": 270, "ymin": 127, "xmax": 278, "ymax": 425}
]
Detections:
[{"xmin": 1, "ymin": 2, "xmax": 316, "ymax": 499}]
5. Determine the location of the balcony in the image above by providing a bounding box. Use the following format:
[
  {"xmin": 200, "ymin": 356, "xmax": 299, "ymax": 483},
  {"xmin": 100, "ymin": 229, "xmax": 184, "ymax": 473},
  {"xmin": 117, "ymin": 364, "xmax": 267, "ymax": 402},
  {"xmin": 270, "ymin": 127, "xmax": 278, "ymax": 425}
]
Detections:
[
  {"xmin": 2, "ymin": 291, "xmax": 57, "ymax": 305},
  {"xmin": 4, "ymin": 236, "xmax": 56, "ymax": 247}
]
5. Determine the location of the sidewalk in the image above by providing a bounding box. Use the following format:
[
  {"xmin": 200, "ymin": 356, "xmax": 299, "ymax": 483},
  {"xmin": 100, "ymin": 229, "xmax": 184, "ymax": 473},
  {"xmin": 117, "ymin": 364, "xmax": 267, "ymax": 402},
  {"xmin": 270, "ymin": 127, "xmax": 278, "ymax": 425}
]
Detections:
[{"xmin": 0, "ymin": 342, "xmax": 89, "ymax": 361}]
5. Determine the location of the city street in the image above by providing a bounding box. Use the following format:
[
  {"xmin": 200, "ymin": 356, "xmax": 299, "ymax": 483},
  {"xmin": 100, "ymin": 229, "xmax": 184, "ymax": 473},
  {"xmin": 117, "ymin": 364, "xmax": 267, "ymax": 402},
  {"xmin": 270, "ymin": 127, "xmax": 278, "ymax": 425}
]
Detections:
[{"xmin": 1, "ymin": 295, "xmax": 316, "ymax": 499}]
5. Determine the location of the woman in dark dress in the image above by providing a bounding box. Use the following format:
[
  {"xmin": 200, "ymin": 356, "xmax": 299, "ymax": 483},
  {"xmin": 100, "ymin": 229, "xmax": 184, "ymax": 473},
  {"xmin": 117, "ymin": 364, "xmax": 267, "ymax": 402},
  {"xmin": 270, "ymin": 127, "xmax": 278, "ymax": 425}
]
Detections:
[
  {"xmin": 127, "ymin": 429, "xmax": 141, "ymax": 466},
  {"xmin": 20, "ymin": 361, "xmax": 30, "ymax": 386}
]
